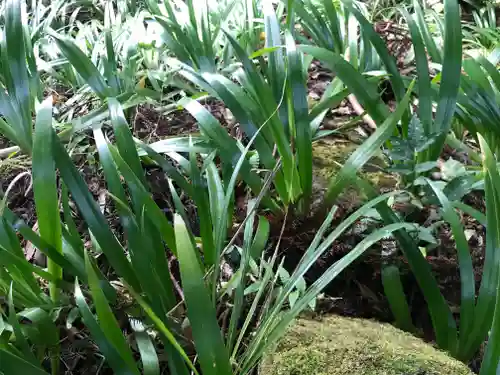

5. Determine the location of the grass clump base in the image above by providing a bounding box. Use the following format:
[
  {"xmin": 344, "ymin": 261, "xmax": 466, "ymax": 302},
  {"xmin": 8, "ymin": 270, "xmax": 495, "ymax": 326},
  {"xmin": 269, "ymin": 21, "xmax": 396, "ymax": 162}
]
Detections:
[{"xmin": 261, "ymin": 315, "xmax": 473, "ymax": 375}]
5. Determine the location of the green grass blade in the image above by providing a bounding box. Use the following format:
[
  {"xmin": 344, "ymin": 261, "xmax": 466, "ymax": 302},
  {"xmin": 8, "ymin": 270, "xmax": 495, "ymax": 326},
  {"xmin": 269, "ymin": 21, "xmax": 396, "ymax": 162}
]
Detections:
[
  {"xmin": 294, "ymin": 1, "xmax": 330, "ymax": 49},
  {"xmin": 206, "ymin": 161, "xmax": 226, "ymax": 233},
  {"xmin": 347, "ymin": 11, "xmax": 358, "ymax": 68},
  {"xmin": 413, "ymin": 0, "xmax": 442, "ymax": 63},
  {"xmin": 5, "ymin": 0, "xmax": 32, "ymax": 151},
  {"xmin": 7, "ymin": 287, "xmax": 37, "ymax": 364},
  {"xmin": 323, "ymin": 0, "xmax": 343, "ymax": 53},
  {"xmin": 84, "ymin": 252, "xmax": 139, "ymax": 374},
  {"xmin": 463, "ymin": 58, "xmax": 494, "ymax": 95},
  {"xmin": 32, "ymin": 97, "xmax": 62, "ymax": 303},
  {"xmin": 346, "ymin": 1, "xmax": 406, "ymax": 104},
  {"xmin": 299, "ymin": 45, "xmax": 389, "ymax": 124},
  {"xmin": 93, "ymin": 128, "xmax": 128, "ymax": 206},
  {"xmin": 179, "ymin": 97, "xmax": 270, "ymax": 204},
  {"xmin": 250, "ymin": 216, "xmax": 270, "ymax": 260},
  {"xmin": 286, "ymin": 31, "xmax": 312, "ymax": 209},
  {"xmin": 75, "ymin": 280, "xmax": 138, "ymax": 375},
  {"xmin": 0, "ymin": 348, "xmax": 48, "ymax": 375},
  {"xmin": 51, "ymin": 133, "xmax": 140, "ymax": 291},
  {"xmin": 309, "ymin": 85, "xmax": 350, "ymax": 122},
  {"xmin": 49, "ymin": 31, "xmax": 110, "ymax": 99},
  {"xmin": 475, "ymin": 135, "xmax": 500, "ymax": 369},
  {"xmin": 131, "ymin": 320, "xmax": 160, "ymax": 375},
  {"xmin": 476, "ymin": 56, "xmax": 500, "ymax": 93},
  {"xmin": 2, "ymin": 209, "xmax": 81, "ymax": 279},
  {"xmin": 427, "ymin": 179, "xmax": 475, "ymax": 356},
  {"xmin": 127, "ymin": 287, "xmax": 194, "ymax": 375},
  {"xmin": 382, "ymin": 264, "xmax": 415, "ymax": 332},
  {"xmin": 108, "ymin": 146, "xmax": 177, "ymax": 254},
  {"xmin": 428, "ymin": 0, "xmax": 462, "ymax": 160},
  {"xmin": 0, "ymin": 244, "xmax": 64, "ymax": 290},
  {"xmin": 401, "ymin": 8, "xmax": 433, "ymax": 135},
  {"xmin": 174, "ymin": 214, "xmax": 232, "ymax": 375},
  {"xmin": 61, "ymin": 184, "xmax": 85, "ymax": 259},
  {"xmin": 104, "ymin": 1, "xmax": 120, "ymax": 95},
  {"xmin": 263, "ymin": 1, "xmax": 286, "ymax": 104},
  {"xmin": 135, "ymin": 142, "xmax": 193, "ymax": 194},
  {"xmin": 108, "ymin": 98, "xmax": 146, "ymax": 186},
  {"xmin": 227, "ymin": 202, "xmax": 257, "ymax": 351},
  {"xmin": 189, "ymin": 147, "xmax": 216, "ymax": 266}
]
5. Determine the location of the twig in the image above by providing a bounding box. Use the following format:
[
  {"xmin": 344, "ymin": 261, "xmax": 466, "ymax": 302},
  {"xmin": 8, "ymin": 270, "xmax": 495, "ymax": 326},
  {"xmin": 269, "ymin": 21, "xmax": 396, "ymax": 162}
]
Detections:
[
  {"xmin": 0, "ymin": 146, "xmax": 20, "ymax": 159},
  {"xmin": 344, "ymin": 49, "xmax": 377, "ymax": 130},
  {"xmin": 168, "ymin": 257, "xmax": 185, "ymax": 301},
  {"xmin": 347, "ymin": 94, "xmax": 377, "ymax": 130}
]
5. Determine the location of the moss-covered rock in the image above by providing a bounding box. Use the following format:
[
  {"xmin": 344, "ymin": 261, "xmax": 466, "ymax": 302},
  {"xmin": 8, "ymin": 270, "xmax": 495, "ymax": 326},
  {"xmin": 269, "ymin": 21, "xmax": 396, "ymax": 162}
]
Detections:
[
  {"xmin": 261, "ymin": 316, "xmax": 473, "ymax": 375},
  {"xmin": 312, "ymin": 138, "xmax": 397, "ymax": 188},
  {"xmin": 311, "ymin": 138, "xmax": 399, "ymax": 212}
]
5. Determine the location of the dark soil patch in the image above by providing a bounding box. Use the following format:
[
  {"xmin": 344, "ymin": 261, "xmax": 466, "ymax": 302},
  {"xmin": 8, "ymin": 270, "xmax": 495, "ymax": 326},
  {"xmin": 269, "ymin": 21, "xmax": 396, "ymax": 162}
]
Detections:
[
  {"xmin": 134, "ymin": 105, "xmax": 199, "ymax": 141},
  {"xmin": 133, "ymin": 99, "xmax": 231, "ymax": 143},
  {"xmin": 0, "ymin": 161, "xmax": 35, "ymax": 226}
]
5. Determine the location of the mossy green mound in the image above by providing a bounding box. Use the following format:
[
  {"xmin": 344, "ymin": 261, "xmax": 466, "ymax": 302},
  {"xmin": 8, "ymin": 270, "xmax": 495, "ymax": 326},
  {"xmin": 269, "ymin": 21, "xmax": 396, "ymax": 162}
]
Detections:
[
  {"xmin": 261, "ymin": 316, "xmax": 473, "ymax": 375},
  {"xmin": 311, "ymin": 139, "xmax": 399, "ymax": 211}
]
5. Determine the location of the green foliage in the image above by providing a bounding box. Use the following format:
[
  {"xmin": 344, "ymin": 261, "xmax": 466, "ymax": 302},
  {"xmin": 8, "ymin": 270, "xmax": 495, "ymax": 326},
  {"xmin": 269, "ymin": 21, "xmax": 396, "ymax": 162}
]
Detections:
[
  {"xmin": 478, "ymin": 135, "xmax": 500, "ymax": 375},
  {"xmin": 0, "ymin": 0, "xmax": 500, "ymax": 374},
  {"xmin": 387, "ymin": 115, "xmax": 439, "ymax": 180}
]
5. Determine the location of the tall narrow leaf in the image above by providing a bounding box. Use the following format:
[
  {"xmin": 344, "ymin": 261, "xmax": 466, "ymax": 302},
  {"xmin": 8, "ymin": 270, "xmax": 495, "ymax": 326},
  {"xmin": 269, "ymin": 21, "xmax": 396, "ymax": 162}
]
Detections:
[
  {"xmin": 83, "ymin": 252, "xmax": 140, "ymax": 374},
  {"xmin": 428, "ymin": 0, "xmax": 462, "ymax": 160},
  {"xmin": 174, "ymin": 214, "xmax": 232, "ymax": 375},
  {"xmin": 32, "ymin": 97, "xmax": 62, "ymax": 302}
]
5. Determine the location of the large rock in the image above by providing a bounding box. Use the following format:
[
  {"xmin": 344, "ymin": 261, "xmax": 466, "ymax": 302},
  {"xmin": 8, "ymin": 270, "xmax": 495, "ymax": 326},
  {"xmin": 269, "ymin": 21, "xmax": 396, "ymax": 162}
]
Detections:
[{"xmin": 261, "ymin": 316, "xmax": 473, "ymax": 375}]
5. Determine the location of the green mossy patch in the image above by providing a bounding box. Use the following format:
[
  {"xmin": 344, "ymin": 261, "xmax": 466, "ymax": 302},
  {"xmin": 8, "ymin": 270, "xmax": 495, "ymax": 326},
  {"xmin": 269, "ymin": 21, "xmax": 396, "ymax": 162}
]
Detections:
[
  {"xmin": 261, "ymin": 316, "xmax": 473, "ymax": 375},
  {"xmin": 311, "ymin": 138, "xmax": 399, "ymax": 211}
]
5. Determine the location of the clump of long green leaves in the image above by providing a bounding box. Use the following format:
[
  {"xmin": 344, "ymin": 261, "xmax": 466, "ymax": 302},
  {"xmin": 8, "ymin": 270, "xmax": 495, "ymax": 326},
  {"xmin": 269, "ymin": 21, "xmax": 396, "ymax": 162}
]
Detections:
[
  {"xmin": 456, "ymin": 55, "xmax": 500, "ymax": 154},
  {"xmin": 0, "ymin": 2, "xmax": 422, "ymax": 373},
  {"xmin": 357, "ymin": 0, "xmax": 500, "ymax": 363},
  {"xmin": 291, "ymin": 0, "xmax": 382, "ymax": 71},
  {"xmin": 3, "ymin": 0, "xmax": 500, "ymax": 373},
  {"xmin": 0, "ymin": 0, "xmax": 40, "ymax": 154},
  {"xmin": 146, "ymin": 0, "xmax": 244, "ymax": 72},
  {"xmin": 292, "ymin": 0, "xmax": 496, "ymax": 363},
  {"xmin": 172, "ymin": 1, "xmax": 421, "ymax": 216},
  {"xmin": 463, "ymin": 4, "xmax": 500, "ymax": 59},
  {"xmin": 0, "ymin": 82, "xmax": 418, "ymax": 375}
]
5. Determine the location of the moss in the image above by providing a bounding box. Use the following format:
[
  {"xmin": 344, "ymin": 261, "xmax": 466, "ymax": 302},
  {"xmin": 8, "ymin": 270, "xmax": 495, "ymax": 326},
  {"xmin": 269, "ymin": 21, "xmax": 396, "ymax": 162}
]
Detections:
[
  {"xmin": 312, "ymin": 138, "xmax": 397, "ymax": 187},
  {"xmin": 311, "ymin": 139, "xmax": 400, "ymax": 211},
  {"xmin": 260, "ymin": 316, "xmax": 473, "ymax": 375}
]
